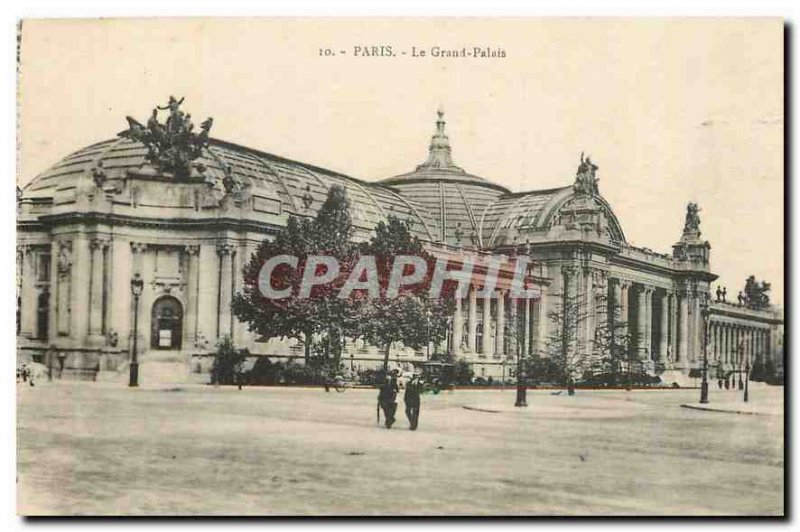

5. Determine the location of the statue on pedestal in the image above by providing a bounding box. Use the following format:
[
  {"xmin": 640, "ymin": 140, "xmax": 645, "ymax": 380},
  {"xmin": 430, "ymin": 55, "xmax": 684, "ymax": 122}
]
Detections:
[
  {"xmin": 573, "ymin": 152, "xmax": 599, "ymax": 196},
  {"xmin": 683, "ymin": 202, "xmax": 701, "ymax": 237},
  {"xmin": 118, "ymin": 96, "xmax": 214, "ymax": 181}
]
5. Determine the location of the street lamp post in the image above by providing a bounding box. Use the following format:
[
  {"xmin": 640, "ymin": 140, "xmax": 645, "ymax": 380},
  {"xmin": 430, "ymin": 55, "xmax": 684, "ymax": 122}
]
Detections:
[
  {"xmin": 129, "ymin": 273, "xmax": 144, "ymax": 387},
  {"xmin": 699, "ymin": 295, "xmax": 710, "ymax": 404},
  {"xmin": 514, "ymin": 300, "xmax": 527, "ymax": 407},
  {"xmin": 737, "ymin": 343, "xmax": 745, "ymax": 390},
  {"xmin": 744, "ymin": 350, "xmax": 751, "ymax": 403},
  {"xmin": 425, "ymin": 309, "xmax": 432, "ymax": 360}
]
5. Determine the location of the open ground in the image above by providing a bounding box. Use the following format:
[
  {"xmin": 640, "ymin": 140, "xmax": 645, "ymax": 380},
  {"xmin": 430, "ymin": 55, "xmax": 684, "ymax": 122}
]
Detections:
[{"xmin": 17, "ymin": 382, "xmax": 783, "ymax": 516}]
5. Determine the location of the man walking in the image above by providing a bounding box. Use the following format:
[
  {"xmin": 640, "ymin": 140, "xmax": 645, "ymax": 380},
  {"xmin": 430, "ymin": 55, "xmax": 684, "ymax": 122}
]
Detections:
[
  {"xmin": 404, "ymin": 373, "xmax": 422, "ymax": 431},
  {"xmin": 377, "ymin": 371, "xmax": 399, "ymax": 429}
]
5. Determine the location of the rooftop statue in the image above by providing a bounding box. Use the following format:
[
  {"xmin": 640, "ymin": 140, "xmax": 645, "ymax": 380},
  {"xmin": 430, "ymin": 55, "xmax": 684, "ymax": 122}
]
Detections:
[
  {"xmin": 683, "ymin": 202, "xmax": 701, "ymax": 235},
  {"xmin": 573, "ymin": 152, "xmax": 599, "ymax": 196},
  {"xmin": 118, "ymin": 96, "xmax": 213, "ymax": 180},
  {"xmin": 743, "ymin": 275, "xmax": 771, "ymax": 310}
]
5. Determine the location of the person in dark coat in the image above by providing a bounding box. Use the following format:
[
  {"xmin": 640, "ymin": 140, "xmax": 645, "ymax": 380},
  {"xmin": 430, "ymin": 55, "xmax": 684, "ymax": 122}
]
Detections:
[
  {"xmin": 377, "ymin": 372, "xmax": 399, "ymax": 428},
  {"xmin": 404, "ymin": 374, "xmax": 422, "ymax": 430}
]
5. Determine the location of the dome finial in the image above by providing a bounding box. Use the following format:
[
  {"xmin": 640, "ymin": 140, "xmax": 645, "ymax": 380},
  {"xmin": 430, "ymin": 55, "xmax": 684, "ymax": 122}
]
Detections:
[{"xmin": 415, "ymin": 106, "xmax": 463, "ymax": 172}]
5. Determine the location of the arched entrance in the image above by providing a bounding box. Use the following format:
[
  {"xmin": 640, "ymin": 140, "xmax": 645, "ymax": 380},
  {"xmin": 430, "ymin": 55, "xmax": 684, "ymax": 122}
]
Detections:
[{"xmin": 150, "ymin": 296, "xmax": 183, "ymax": 350}]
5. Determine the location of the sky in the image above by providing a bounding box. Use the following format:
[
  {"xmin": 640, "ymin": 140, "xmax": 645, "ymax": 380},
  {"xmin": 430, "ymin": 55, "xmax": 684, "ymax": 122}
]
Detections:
[{"xmin": 17, "ymin": 17, "xmax": 784, "ymax": 304}]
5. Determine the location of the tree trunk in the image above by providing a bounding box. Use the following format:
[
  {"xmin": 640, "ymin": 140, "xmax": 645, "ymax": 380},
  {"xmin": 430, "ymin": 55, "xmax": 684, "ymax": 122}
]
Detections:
[
  {"xmin": 304, "ymin": 329, "xmax": 312, "ymax": 364},
  {"xmin": 332, "ymin": 331, "xmax": 342, "ymax": 371},
  {"xmin": 383, "ymin": 343, "xmax": 391, "ymax": 371}
]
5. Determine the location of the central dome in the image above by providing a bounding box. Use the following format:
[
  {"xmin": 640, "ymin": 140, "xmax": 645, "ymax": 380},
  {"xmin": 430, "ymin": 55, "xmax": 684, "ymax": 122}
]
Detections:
[
  {"xmin": 379, "ymin": 110, "xmax": 510, "ymax": 246},
  {"xmin": 380, "ymin": 109, "xmax": 509, "ymax": 193}
]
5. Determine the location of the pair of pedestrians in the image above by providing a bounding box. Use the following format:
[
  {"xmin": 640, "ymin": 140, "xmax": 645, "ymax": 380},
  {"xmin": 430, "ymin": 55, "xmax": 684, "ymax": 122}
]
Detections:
[{"xmin": 377, "ymin": 372, "xmax": 421, "ymax": 430}]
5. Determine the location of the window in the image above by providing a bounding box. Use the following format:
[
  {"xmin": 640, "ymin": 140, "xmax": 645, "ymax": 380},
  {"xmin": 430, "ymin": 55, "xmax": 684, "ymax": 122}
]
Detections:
[{"xmin": 38, "ymin": 253, "xmax": 51, "ymax": 282}]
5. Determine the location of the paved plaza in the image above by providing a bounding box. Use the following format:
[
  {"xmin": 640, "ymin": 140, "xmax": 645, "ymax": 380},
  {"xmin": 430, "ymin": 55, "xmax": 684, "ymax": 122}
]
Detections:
[{"xmin": 17, "ymin": 382, "xmax": 784, "ymax": 516}]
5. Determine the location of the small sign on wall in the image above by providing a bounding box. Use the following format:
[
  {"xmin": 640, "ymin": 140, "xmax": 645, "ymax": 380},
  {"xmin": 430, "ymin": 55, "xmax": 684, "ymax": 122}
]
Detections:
[{"xmin": 159, "ymin": 329, "xmax": 172, "ymax": 347}]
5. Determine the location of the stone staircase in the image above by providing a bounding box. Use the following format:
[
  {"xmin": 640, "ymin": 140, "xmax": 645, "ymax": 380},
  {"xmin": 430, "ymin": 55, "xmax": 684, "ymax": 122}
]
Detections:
[
  {"xmin": 97, "ymin": 350, "xmax": 207, "ymax": 386},
  {"xmin": 659, "ymin": 369, "xmax": 699, "ymax": 388}
]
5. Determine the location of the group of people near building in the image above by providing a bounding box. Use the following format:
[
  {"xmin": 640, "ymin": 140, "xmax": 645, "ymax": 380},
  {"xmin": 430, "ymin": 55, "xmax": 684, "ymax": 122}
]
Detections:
[
  {"xmin": 378, "ymin": 370, "xmax": 422, "ymax": 430},
  {"xmin": 16, "ymin": 363, "xmax": 35, "ymax": 386}
]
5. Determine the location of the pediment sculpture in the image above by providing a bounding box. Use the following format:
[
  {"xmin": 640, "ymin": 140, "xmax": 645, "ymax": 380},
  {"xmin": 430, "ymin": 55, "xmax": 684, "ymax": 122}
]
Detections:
[{"xmin": 118, "ymin": 96, "xmax": 213, "ymax": 180}]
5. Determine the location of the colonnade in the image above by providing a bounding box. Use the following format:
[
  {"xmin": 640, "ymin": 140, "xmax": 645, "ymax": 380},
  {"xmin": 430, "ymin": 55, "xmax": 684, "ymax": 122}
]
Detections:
[
  {"xmin": 451, "ymin": 288, "xmax": 545, "ymax": 359},
  {"xmin": 707, "ymin": 321, "xmax": 772, "ymax": 370},
  {"xmin": 606, "ymin": 278, "xmax": 703, "ymax": 366}
]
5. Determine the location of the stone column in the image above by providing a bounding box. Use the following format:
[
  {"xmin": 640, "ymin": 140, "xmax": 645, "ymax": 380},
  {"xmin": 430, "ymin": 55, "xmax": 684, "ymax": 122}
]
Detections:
[
  {"xmin": 536, "ymin": 289, "xmax": 547, "ymax": 356},
  {"xmin": 584, "ymin": 268, "xmax": 594, "ymax": 357},
  {"xmin": 496, "ymin": 291, "xmax": 505, "ymax": 357},
  {"xmin": 753, "ymin": 329, "xmax": 759, "ymax": 365},
  {"xmin": 89, "ymin": 237, "xmax": 109, "ymax": 340},
  {"xmin": 531, "ymin": 297, "xmax": 542, "ymax": 356},
  {"xmin": 107, "ymin": 240, "xmax": 132, "ymax": 351},
  {"xmin": 758, "ymin": 329, "xmax": 764, "ymax": 365},
  {"xmin": 612, "ymin": 279, "xmax": 622, "ymax": 327},
  {"xmin": 713, "ymin": 324, "xmax": 720, "ymax": 361},
  {"xmin": 619, "ymin": 280, "xmax": 631, "ymax": 334},
  {"xmin": 186, "ymin": 245, "xmax": 201, "ymax": 346},
  {"xmin": 722, "ymin": 325, "xmax": 728, "ymax": 365},
  {"xmin": 70, "ymin": 236, "xmax": 91, "ymax": 344},
  {"xmin": 450, "ymin": 294, "xmax": 464, "ymax": 356},
  {"xmin": 129, "ymin": 242, "xmax": 148, "ymax": 354},
  {"xmin": 735, "ymin": 327, "xmax": 742, "ymax": 366},
  {"xmin": 725, "ymin": 324, "xmax": 732, "ymax": 364},
  {"xmin": 637, "ymin": 285, "xmax": 648, "ymax": 360},
  {"xmin": 523, "ymin": 296, "xmax": 531, "ymax": 357},
  {"xmin": 659, "ymin": 291, "xmax": 669, "ymax": 364},
  {"xmin": 467, "ymin": 287, "xmax": 477, "ymax": 353},
  {"xmin": 451, "ymin": 295, "xmax": 463, "ymax": 356},
  {"xmin": 669, "ymin": 292, "xmax": 678, "ymax": 361},
  {"xmin": 692, "ymin": 292, "xmax": 703, "ymax": 363},
  {"xmin": 679, "ymin": 291, "xmax": 689, "ymax": 363},
  {"xmin": 55, "ymin": 240, "xmax": 72, "ymax": 337},
  {"xmin": 195, "ymin": 244, "xmax": 218, "ymax": 351},
  {"xmin": 645, "ymin": 287, "xmax": 654, "ymax": 360},
  {"xmin": 16, "ymin": 245, "xmax": 23, "ymax": 334},
  {"xmin": 231, "ymin": 243, "xmax": 250, "ymax": 344},
  {"xmin": 482, "ymin": 294, "xmax": 493, "ymax": 357},
  {"xmin": 740, "ymin": 327, "xmax": 747, "ymax": 364},
  {"xmin": 509, "ymin": 296, "xmax": 518, "ymax": 359},
  {"xmin": 593, "ymin": 271, "xmax": 607, "ymax": 355},
  {"xmin": 620, "ymin": 280, "xmax": 630, "ymax": 355},
  {"xmin": 19, "ymin": 246, "xmax": 37, "ymax": 337},
  {"xmin": 216, "ymin": 242, "xmax": 235, "ymax": 339}
]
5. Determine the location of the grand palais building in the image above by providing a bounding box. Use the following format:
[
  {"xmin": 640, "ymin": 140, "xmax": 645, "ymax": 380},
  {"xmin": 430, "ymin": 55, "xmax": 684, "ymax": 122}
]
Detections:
[{"xmin": 16, "ymin": 100, "xmax": 784, "ymax": 385}]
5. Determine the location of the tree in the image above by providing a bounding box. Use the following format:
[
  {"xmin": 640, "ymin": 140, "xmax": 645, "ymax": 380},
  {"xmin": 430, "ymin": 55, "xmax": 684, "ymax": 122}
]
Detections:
[
  {"xmin": 590, "ymin": 295, "xmax": 633, "ymax": 389},
  {"xmin": 539, "ymin": 269, "xmax": 592, "ymax": 395},
  {"xmin": 210, "ymin": 336, "xmax": 248, "ymax": 385},
  {"xmin": 537, "ymin": 268, "xmax": 636, "ymax": 393},
  {"xmin": 232, "ymin": 185, "xmax": 361, "ymax": 371},
  {"xmin": 357, "ymin": 216, "xmax": 454, "ymax": 370}
]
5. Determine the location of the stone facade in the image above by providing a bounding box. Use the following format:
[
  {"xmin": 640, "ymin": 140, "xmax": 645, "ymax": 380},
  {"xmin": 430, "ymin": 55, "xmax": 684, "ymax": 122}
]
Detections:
[{"xmin": 16, "ymin": 105, "xmax": 784, "ymax": 383}]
